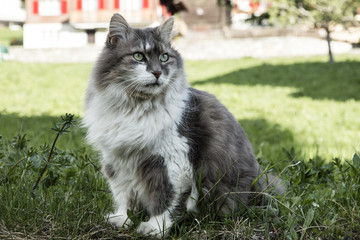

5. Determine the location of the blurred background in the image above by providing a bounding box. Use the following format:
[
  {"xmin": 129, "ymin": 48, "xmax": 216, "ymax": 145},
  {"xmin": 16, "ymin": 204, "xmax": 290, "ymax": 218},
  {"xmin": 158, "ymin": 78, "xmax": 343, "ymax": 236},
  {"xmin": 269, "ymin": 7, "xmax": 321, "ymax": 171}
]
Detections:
[{"xmin": 1, "ymin": 0, "xmax": 360, "ymax": 61}]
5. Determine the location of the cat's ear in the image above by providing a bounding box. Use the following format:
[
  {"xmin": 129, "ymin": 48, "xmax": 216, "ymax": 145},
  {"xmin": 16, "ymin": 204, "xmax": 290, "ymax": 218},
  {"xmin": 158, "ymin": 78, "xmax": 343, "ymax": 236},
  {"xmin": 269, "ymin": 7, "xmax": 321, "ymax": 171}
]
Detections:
[
  {"xmin": 158, "ymin": 17, "xmax": 175, "ymax": 43},
  {"xmin": 107, "ymin": 13, "xmax": 130, "ymax": 46}
]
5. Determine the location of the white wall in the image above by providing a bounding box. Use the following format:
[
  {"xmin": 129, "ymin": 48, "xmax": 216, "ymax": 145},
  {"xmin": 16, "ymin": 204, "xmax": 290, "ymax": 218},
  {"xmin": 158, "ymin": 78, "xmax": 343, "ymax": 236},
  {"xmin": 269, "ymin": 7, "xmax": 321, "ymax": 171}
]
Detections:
[
  {"xmin": 95, "ymin": 30, "xmax": 107, "ymax": 47},
  {"xmin": 23, "ymin": 23, "xmax": 88, "ymax": 48},
  {"xmin": 0, "ymin": 0, "xmax": 26, "ymax": 22}
]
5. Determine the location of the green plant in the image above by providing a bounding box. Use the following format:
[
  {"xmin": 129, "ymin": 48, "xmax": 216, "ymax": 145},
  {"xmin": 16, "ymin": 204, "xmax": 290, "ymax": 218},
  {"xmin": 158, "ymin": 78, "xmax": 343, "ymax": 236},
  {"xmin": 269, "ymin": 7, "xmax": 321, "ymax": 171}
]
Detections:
[
  {"xmin": 0, "ymin": 115, "xmax": 115, "ymax": 239},
  {"xmin": 1, "ymin": 115, "xmax": 360, "ymax": 238},
  {"xmin": 269, "ymin": 0, "xmax": 360, "ymax": 62},
  {"xmin": 32, "ymin": 113, "xmax": 75, "ymax": 191}
]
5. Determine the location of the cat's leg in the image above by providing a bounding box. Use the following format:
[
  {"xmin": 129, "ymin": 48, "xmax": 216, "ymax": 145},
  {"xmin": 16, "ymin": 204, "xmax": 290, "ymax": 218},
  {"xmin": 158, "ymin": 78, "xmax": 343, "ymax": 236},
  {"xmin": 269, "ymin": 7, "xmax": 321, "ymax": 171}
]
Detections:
[
  {"xmin": 135, "ymin": 154, "xmax": 195, "ymax": 237},
  {"xmin": 103, "ymin": 160, "xmax": 133, "ymax": 228},
  {"xmin": 138, "ymin": 184, "xmax": 198, "ymax": 237},
  {"xmin": 137, "ymin": 210, "xmax": 173, "ymax": 236},
  {"xmin": 137, "ymin": 185, "xmax": 198, "ymax": 237},
  {"xmin": 186, "ymin": 182, "xmax": 198, "ymax": 213},
  {"xmin": 134, "ymin": 154, "xmax": 174, "ymax": 236},
  {"xmin": 107, "ymin": 189, "xmax": 133, "ymax": 227}
]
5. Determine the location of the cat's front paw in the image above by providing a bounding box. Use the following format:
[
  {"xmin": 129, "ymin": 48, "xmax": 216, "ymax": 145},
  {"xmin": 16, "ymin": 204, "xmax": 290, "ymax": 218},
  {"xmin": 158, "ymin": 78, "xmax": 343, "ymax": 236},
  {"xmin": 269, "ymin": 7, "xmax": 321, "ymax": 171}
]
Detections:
[
  {"xmin": 137, "ymin": 221, "xmax": 162, "ymax": 237},
  {"xmin": 137, "ymin": 216, "xmax": 171, "ymax": 238},
  {"xmin": 106, "ymin": 212, "xmax": 133, "ymax": 228}
]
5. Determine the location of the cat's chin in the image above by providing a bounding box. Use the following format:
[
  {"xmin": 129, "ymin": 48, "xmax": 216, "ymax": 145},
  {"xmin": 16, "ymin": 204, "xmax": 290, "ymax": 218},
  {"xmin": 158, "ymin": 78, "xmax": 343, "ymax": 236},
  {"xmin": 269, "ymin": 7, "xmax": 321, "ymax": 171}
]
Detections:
[
  {"xmin": 145, "ymin": 82, "xmax": 161, "ymax": 87},
  {"xmin": 126, "ymin": 85, "xmax": 167, "ymax": 100}
]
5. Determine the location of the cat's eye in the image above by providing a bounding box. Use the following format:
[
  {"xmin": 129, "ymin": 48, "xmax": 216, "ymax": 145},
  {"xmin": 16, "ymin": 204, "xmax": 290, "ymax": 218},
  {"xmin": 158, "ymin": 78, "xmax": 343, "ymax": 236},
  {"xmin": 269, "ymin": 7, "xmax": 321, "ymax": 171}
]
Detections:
[
  {"xmin": 159, "ymin": 53, "xmax": 169, "ymax": 62},
  {"xmin": 133, "ymin": 52, "xmax": 144, "ymax": 61}
]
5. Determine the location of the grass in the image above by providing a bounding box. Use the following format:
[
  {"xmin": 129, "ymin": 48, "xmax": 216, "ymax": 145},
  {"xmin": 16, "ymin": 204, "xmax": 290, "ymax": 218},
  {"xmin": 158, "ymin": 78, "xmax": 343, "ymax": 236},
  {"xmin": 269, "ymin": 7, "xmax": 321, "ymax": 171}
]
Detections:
[
  {"xmin": 0, "ymin": 27, "xmax": 23, "ymax": 46},
  {"xmin": 0, "ymin": 62, "xmax": 91, "ymax": 150},
  {"xmin": 186, "ymin": 55, "xmax": 360, "ymax": 161},
  {"xmin": 1, "ymin": 54, "xmax": 360, "ymax": 238},
  {"xmin": 1, "ymin": 55, "xmax": 359, "ymax": 159}
]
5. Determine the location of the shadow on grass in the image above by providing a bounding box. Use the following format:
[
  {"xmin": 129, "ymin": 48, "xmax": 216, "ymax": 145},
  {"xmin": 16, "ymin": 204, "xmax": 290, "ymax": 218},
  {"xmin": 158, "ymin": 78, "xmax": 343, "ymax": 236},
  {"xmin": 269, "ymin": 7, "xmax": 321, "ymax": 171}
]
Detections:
[
  {"xmin": 239, "ymin": 118, "xmax": 299, "ymax": 170},
  {"xmin": 0, "ymin": 112, "xmax": 86, "ymax": 150},
  {"xmin": 0, "ymin": 113, "xmax": 299, "ymax": 166},
  {"xmin": 192, "ymin": 60, "xmax": 360, "ymax": 102}
]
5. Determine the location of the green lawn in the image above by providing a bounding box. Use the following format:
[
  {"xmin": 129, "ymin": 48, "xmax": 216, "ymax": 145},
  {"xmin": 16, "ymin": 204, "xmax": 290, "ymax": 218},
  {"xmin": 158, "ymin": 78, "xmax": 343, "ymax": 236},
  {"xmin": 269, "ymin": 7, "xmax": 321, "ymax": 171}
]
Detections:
[
  {"xmin": 0, "ymin": 27, "xmax": 23, "ymax": 46},
  {"xmin": 1, "ymin": 55, "xmax": 360, "ymax": 239},
  {"xmin": 1, "ymin": 55, "xmax": 359, "ymax": 160},
  {"xmin": 187, "ymin": 55, "xmax": 360, "ymax": 163}
]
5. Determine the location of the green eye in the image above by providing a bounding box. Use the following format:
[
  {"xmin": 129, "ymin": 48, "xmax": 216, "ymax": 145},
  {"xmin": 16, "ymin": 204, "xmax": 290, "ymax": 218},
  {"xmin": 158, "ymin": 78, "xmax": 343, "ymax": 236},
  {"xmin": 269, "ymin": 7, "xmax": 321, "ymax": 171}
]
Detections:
[
  {"xmin": 133, "ymin": 52, "xmax": 144, "ymax": 61},
  {"xmin": 159, "ymin": 53, "xmax": 169, "ymax": 62}
]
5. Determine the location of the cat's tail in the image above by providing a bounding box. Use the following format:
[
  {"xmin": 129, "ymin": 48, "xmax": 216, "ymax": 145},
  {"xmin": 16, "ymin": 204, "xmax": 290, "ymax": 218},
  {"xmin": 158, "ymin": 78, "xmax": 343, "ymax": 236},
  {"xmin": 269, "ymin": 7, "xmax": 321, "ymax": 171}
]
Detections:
[{"xmin": 251, "ymin": 169, "xmax": 286, "ymax": 205}]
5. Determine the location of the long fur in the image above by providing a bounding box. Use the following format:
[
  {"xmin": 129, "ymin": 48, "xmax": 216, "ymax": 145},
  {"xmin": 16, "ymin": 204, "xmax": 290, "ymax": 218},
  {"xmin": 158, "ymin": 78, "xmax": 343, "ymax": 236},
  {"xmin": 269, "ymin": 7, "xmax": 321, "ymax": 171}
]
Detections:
[{"xmin": 83, "ymin": 14, "xmax": 283, "ymax": 238}]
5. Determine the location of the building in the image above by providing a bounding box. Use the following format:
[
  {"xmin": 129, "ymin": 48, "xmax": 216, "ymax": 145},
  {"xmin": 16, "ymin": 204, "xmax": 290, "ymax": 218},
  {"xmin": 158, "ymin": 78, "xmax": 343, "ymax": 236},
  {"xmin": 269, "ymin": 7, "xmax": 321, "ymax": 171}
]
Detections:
[
  {"xmin": 24, "ymin": 0, "xmax": 163, "ymax": 48},
  {"xmin": 179, "ymin": 0, "xmax": 228, "ymax": 30},
  {"xmin": 0, "ymin": 0, "xmax": 26, "ymax": 26},
  {"xmin": 177, "ymin": 0, "xmax": 270, "ymax": 31}
]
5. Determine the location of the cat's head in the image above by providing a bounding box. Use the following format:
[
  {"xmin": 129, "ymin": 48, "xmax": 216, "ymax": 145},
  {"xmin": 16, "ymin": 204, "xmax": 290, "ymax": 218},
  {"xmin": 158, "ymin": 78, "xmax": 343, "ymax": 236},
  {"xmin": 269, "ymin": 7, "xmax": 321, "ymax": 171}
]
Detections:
[{"xmin": 93, "ymin": 14, "xmax": 185, "ymax": 100}]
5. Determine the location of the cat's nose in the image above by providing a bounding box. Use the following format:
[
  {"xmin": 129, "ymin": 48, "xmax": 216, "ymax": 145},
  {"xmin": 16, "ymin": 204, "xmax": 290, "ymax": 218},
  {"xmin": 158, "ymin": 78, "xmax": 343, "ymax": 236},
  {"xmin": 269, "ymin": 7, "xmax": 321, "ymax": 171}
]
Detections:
[{"xmin": 152, "ymin": 71, "xmax": 162, "ymax": 79}]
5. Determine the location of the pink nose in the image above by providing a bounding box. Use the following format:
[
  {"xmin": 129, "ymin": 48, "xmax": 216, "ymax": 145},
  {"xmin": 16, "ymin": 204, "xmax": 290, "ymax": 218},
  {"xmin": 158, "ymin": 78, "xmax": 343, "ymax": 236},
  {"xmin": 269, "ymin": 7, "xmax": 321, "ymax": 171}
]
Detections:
[{"xmin": 152, "ymin": 71, "xmax": 162, "ymax": 79}]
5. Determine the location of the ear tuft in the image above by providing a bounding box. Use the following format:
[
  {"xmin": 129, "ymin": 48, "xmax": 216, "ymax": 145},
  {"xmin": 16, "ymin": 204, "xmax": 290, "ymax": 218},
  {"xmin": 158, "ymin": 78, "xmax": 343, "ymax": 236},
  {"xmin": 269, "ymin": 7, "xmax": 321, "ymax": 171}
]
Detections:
[
  {"xmin": 158, "ymin": 17, "xmax": 175, "ymax": 43},
  {"xmin": 107, "ymin": 13, "xmax": 130, "ymax": 46}
]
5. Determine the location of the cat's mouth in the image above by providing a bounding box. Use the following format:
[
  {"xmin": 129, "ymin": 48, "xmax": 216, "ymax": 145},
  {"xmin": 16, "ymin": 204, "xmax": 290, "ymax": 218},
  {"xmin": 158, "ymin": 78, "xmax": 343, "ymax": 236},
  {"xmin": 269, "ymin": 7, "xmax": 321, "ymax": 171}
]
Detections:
[{"xmin": 144, "ymin": 81, "xmax": 161, "ymax": 87}]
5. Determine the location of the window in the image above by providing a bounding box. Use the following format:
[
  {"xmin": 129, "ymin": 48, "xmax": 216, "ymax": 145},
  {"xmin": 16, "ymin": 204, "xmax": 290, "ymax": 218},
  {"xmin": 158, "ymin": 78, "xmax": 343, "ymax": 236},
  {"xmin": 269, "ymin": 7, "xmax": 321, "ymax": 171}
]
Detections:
[
  {"xmin": 39, "ymin": 0, "xmax": 61, "ymax": 16},
  {"xmin": 120, "ymin": 0, "xmax": 142, "ymax": 10},
  {"xmin": 82, "ymin": 0, "xmax": 98, "ymax": 11}
]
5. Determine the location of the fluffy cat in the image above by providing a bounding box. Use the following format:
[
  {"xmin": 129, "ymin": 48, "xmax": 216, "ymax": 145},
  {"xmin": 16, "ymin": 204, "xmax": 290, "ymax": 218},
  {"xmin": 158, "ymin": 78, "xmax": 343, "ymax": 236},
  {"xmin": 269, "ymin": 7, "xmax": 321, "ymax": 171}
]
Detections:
[{"xmin": 83, "ymin": 14, "xmax": 283, "ymax": 237}]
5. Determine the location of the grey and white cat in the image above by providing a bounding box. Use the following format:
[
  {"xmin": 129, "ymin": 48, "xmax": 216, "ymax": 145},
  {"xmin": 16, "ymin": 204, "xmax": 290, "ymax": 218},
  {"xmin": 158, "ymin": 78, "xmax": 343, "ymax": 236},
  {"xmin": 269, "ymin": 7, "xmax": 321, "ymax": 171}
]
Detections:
[{"xmin": 83, "ymin": 14, "xmax": 283, "ymax": 237}]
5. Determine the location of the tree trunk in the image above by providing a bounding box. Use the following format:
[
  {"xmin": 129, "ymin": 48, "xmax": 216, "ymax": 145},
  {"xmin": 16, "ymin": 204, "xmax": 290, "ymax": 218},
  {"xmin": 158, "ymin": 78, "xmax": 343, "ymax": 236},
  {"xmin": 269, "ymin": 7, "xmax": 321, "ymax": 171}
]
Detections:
[
  {"xmin": 325, "ymin": 26, "xmax": 335, "ymax": 63},
  {"xmin": 225, "ymin": 0, "xmax": 232, "ymax": 26}
]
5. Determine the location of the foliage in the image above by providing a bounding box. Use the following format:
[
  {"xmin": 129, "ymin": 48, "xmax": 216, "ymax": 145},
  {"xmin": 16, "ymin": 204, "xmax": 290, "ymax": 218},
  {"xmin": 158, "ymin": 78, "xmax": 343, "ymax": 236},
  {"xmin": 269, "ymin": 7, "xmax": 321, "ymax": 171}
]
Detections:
[
  {"xmin": 32, "ymin": 113, "xmax": 75, "ymax": 191},
  {"xmin": 276, "ymin": 149, "xmax": 360, "ymax": 238},
  {"xmin": 0, "ymin": 115, "xmax": 116, "ymax": 238},
  {"xmin": 300, "ymin": 0, "xmax": 359, "ymax": 28},
  {"xmin": 269, "ymin": 0, "xmax": 359, "ymax": 27},
  {"xmin": 268, "ymin": 0, "xmax": 360, "ymax": 62},
  {"xmin": 268, "ymin": 0, "xmax": 302, "ymax": 25}
]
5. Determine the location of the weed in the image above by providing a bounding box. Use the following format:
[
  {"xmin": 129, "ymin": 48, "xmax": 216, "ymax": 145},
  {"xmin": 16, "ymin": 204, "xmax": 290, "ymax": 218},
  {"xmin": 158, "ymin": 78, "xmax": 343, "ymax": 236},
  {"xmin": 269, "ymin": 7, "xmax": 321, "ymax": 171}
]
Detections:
[{"xmin": 32, "ymin": 113, "xmax": 75, "ymax": 191}]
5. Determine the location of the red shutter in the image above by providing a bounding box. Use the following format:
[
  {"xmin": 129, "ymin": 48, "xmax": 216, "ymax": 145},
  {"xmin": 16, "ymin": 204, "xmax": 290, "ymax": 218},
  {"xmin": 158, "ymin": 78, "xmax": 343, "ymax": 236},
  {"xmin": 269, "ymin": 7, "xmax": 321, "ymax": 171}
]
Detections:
[
  {"xmin": 143, "ymin": 0, "xmax": 149, "ymax": 9},
  {"xmin": 99, "ymin": 0, "xmax": 105, "ymax": 9},
  {"xmin": 162, "ymin": 5, "xmax": 171, "ymax": 18},
  {"xmin": 76, "ymin": 0, "xmax": 82, "ymax": 10},
  {"xmin": 114, "ymin": 0, "xmax": 120, "ymax": 9},
  {"xmin": 61, "ymin": 0, "xmax": 68, "ymax": 14},
  {"xmin": 33, "ymin": 0, "xmax": 39, "ymax": 14}
]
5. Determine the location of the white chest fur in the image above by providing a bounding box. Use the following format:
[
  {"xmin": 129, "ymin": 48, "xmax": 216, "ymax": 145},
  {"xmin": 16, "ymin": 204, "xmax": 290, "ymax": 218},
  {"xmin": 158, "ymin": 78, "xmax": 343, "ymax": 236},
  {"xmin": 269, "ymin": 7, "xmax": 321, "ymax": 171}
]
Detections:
[{"xmin": 83, "ymin": 86, "xmax": 188, "ymax": 156}]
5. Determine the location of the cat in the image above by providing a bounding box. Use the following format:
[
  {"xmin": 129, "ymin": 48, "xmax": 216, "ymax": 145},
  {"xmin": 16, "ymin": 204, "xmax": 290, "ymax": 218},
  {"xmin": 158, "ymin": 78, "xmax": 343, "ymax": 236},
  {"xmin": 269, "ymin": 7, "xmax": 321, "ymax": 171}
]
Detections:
[{"xmin": 82, "ymin": 13, "xmax": 283, "ymax": 238}]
